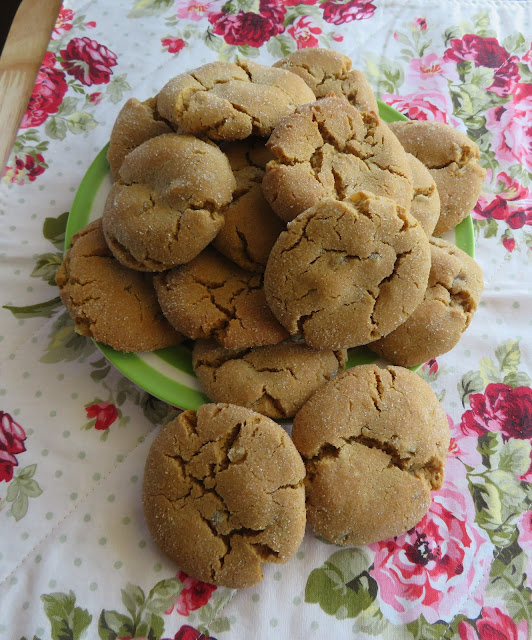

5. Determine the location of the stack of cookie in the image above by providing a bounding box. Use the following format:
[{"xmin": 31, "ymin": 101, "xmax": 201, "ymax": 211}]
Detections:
[{"xmin": 57, "ymin": 49, "xmax": 486, "ymax": 588}]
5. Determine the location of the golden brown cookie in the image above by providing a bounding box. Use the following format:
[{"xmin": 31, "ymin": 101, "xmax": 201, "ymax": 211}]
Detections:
[
  {"xmin": 368, "ymin": 237, "xmax": 483, "ymax": 366},
  {"xmin": 263, "ymin": 192, "xmax": 430, "ymax": 350},
  {"xmin": 143, "ymin": 403, "xmax": 306, "ymax": 588},
  {"xmin": 273, "ymin": 48, "xmax": 378, "ymax": 113},
  {"xmin": 262, "ymin": 96, "xmax": 413, "ymax": 222},
  {"xmin": 154, "ymin": 247, "xmax": 288, "ymax": 349},
  {"xmin": 107, "ymin": 97, "xmax": 173, "ymax": 180},
  {"xmin": 102, "ymin": 133, "xmax": 236, "ymax": 271},
  {"xmin": 56, "ymin": 219, "xmax": 182, "ymax": 352},
  {"xmin": 406, "ymin": 152, "xmax": 440, "ymax": 236},
  {"xmin": 213, "ymin": 139, "xmax": 285, "ymax": 273},
  {"xmin": 292, "ymin": 364, "xmax": 450, "ymax": 546},
  {"xmin": 157, "ymin": 60, "xmax": 315, "ymax": 141},
  {"xmin": 388, "ymin": 120, "xmax": 486, "ymax": 235},
  {"xmin": 193, "ymin": 339, "xmax": 347, "ymax": 419}
]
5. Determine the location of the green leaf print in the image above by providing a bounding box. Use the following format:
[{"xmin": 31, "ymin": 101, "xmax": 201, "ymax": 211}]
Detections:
[
  {"xmin": 457, "ymin": 370, "xmax": 484, "ymax": 406},
  {"xmin": 106, "ymin": 74, "xmax": 132, "ymax": 104},
  {"xmin": 128, "ymin": 0, "xmax": 173, "ymax": 18},
  {"xmin": 487, "ymin": 540, "xmax": 532, "ymax": 623},
  {"xmin": 41, "ymin": 591, "xmax": 92, "ymax": 640},
  {"xmin": 58, "ymin": 96, "xmax": 80, "ymax": 117},
  {"xmin": 495, "ymin": 340, "xmax": 521, "ymax": 375},
  {"xmin": 43, "ymin": 211, "xmax": 69, "ymax": 250},
  {"xmin": 40, "ymin": 310, "xmax": 96, "ymax": 364},
  {"xmin": 499, "ymin": 439, "xmax": 532, "ymax": 476},
  {"xmin": 351, "ymin": 602, "xmax": 388, "ymax": 636},
  {"xmin": 266, "ymin": 34, "xmax": 296, "ymax": 58},
  {"xmin": 31, "ymin": 253, "xmax": 63, "ymax": 286},
  {"xmin": 67, "ymin": 112, "xmax": 98, "ymax": 135},
  {"xmin": 98, "ymin": 610, "xmax": 133, "ymax": 640},
  {"xmin": 503, "ymin": 371, "xmax": 532, "ymax": 388},
  {"xmin": 407, "ymin": 614, "xmax": 450, "ymax": 640},
  {"xmin": 145, "ymin": 577, "xmax": 184, "ymax": 613},
  {"xmin": 305, "ymin": 548, "xmax": 376, "ymax": 618},
  {"xmin": 45, "ymin": 116, "xmax": 68, "ymax": 141},
  {"xmin": 121, "ymin": 583, "xmax": 146, "ymax": 618},
  {"xmin": 5, "ymin": 465, "xmax": 43, "ymax": 521},
  {"xmin": 479, "ymin": 356, "xmax": 502, "ymax": 385},
  {"xmin": 3, "ymin": 297, "xmax": 62, "ymax": 319}
]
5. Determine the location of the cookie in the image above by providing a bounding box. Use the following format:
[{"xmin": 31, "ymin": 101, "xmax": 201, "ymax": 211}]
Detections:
[
  {"xmin": 154, "ymin": 247, "xmax": 288, "ymax": 349},
  {"xmin": 388, "ymin": 120, "xmax": 486, "ymax": 235},
  {"xmin": 273, "ymin": 48, "xmax": 378, "ymax": 113},
  {"xmin": 292, "ymin": 364, "xmax": 450, "ymax": 546},
  {"xmin": 143, "ymin": 403, "xmax": 306, "ymax": 588},
  {"xmin": 193, "ymin": 339, "xmax": 347, "ymax": 419},
  {"xmin": 368, "ymin": 237, "xmax": 484, "ymax": 366},
  {"xmin": 213, "ymin": 139, "xmax": 285, "ymax": 273},
  {"xmin": 102, "ymin": 133, "xmax": 236, "ymax": 271},
  {"xmin": 56, "ymin": 219, "xmax": 182, "ymax": 352},
  {"xmin": 262, "ymin": 96, "xmax": 413, "ymax": 222},
  {"xmin": 406, "ymin": 152, "xmax": 440, "ymax": 236},
  {"xmin": 157, "ymin": 60, "xmax": 316, "ymax": 141},
  {"xmin": 107, "ymin": 96, "xmax": 173, "ymax": 180},
  {"xmin": 263, "ymin": 192, "xmax": 430, "ymax": 350}
]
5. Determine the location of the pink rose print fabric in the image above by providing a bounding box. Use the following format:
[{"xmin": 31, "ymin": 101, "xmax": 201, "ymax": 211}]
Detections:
[
  {"xmin": 60, "ymin": 37, "xmax": 117, "ymax": 86},
  {"xmin": 85, "ymin": 402, "xmax": 118, "ymax": 431},
  {"xmin": 20, "ymin": 52, "xmax": 68, "ymax": 129},
  {"xmin": 166, "ymin": 571, "xmax": 217, "ymax": 616},
  {"xmin": 458, "ymin": 606, "xmax": 529, "ymax": 640},
  {"xmin": 0, "ymin": 412, "xmax": 27, "ymax": 482},
  {"xmin": 517, "ymin": 510, "xmax": 532, "ymax": 590}
]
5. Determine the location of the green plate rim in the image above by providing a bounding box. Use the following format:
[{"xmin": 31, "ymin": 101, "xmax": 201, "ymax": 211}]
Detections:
[{"xmin": 67, "ymin": 99, "xmax": 476, "ymax": 409}]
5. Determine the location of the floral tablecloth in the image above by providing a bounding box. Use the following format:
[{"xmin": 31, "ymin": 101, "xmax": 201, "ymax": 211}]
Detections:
[{"xmin": 1, "ymin": 1, "xmax": 532, "ymax": 639}]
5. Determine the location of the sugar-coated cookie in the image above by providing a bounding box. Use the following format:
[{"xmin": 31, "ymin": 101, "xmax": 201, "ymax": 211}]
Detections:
[
  {"xmin": 154, "ymin": 247, "xmax": 288, "ymax": 349},
  {"xmin": 262, "ymin": 96, "xmax": 413, "ymax": 222},
  {"xmin": 273, "ymin": 48, "xmax": 378, "ymax": 113},
  {"xmin": 388, "ymin": 120, "xmax": 486, "ymax": 235},
  {"xmin": 264, "ymin": 192, "xmax": 430, "ymax": 349},
  {"xmin": 292, "ymin": 364, "xmax": 450, "ymax": 546},
  {"xmin": 193, "ymin": 339, "xmax": 347, "ymax": 419},
  {"xmin": 107, "ymin": 97, "xmax": 173, "ymax": 180},
  {"xmin": 369, "ymin": 237, "xmax": 483, "ymax": 366},
  {"xmin": 143, "ymin": 403, "xmax": 306, "ymax": 588},
  {"xmin": 213, "ymin": 139, "xmax": 285, "ymax": 273},
  {"xmin": 102, "ymin": 133, "xmax": 236, "ymax": 271},
  {"xmin": 406, "ymin": 152, "xmax": 440, "ymax": 236},
  {"xmin": 157, "ymin": 60, "xmax": 316, "ymax": 140},
  {"xmin": 56, "ymin": 219, "xmax": 182, "ymax": 352}
]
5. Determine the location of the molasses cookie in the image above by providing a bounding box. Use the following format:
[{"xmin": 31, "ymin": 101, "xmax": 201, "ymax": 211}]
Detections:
[
  {"xmin": 193, "ymin": 339, "xmax": 347, "ymax": 419},
  {"xmin": 292, "ymin": 364, "xmax": 450, "ymax": 546},
  {"xmin": 107, "ymin": 96, "xmax": 173, "ymax": 180},
  {"xmin": 143, "ymin": 403, "xmax": 306, "ymax": 588},
  {"xmin": 262, "ymin": 96, "xmax": 413, "ymax": 222},
  {"xmin": 368, "ymin": 237, "xmax": 484, "ymax": 366},
  {"xmin": 263, "ymin": 192, "xmax": 430, "ymax": 350},
  {"xmin": 157, "ymin": 60, "xmax": 315, "ymax": 140},
  {"xmin": 406, "ymin": 152, "xmax": 440, "ymax": 236},
  {"xmin": 56, "ymin": 219, "xmax": 182, "ymax": 352},
  {"xmin": 154, "ymin": 247, "xmax": 288, "ymax": 349},
  {"xmin": 388, "ymin": 120, "xmax": 486, "ymax": 235},
  {"xmin": 102, "ymin": 133, "xmax": 236, "ymax": 271},
  {"xmin": 273, "ymin": 48, "xmax": 378, "ymax": 113},
  {"xmin": 214, "ymin": 139, "xmax": 285, "ymax": 273}
]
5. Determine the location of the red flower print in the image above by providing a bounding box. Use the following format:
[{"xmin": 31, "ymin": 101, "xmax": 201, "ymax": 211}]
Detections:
[
  {"xmin": 321, "ymin": 0, "xmax": 375, "ymax": 25},
  {"xmin": 161, "ymin": 37, "xmax": 186, "ymax": 54},
  {"xmin": 166, "ymin": 571, "xmax": 216, "ymax": 616},
  {"xmin": 473, "ymin": 172, "xmax": 532, "ymax": 230},
  {"xmin": 85, "ymin": 401, "xmax": 118, "ymax": 431},
  {"xmin": 461, "ymin": 383, "xmax": 532, "ymax": 440},
  {"xmin": 288, "ymin": 15, "xmax": 322, "ymax": 49},
  {"xmin": 370, "ymin": 460, "xmax": 494, "ymax": 624},
  {"xmin": 332, "ymin": 33, "xmax": 343, "ymax": 42},
  {"xmin": 20, "ymin": 52, "xmax": 67, "ymax": 128},
  {"xmin": 485, "ymin": 83, "xmax": 532, "ymax": 174},
  {"xmin": 60, "ymin": 37, "xmax": 117, "ymax": 86},
  {"xmin": 458, "ymin": 606, "xmax": 529, "ymax": 640},
  {"xmin": 88, "ymin": 92, "xmax": 103, "ymax": 104},
  {"xmin": 382, "ymin": 91, "xmax": 462, "ymax": 127},
  {"xmin": 209, "ymin": 11, "xmax": 280, "ymax": 47},
  {"xmin": 258, "ymin": 0, "xmax": 286, "ymax": 34},
  {"xmin": 502, "ymin": 237, "xmax": 516, "ymax": 252},
  {"xmin": 283, "ymin": 0, "xmax": 318, "ymax": 4},
  {"xmin": 0, "ymin": 412, "xmax": 27, "ymax": 483},
  {"xmin": 444, "ymin": 34, "xmax": 520, "ymax": 96},
  {"xmin": 175, "ymin": 0, "xmax": 224, "ymax": 21},
  {"xmin": 52, "ymin": 7, "xmax": 75, "ymax": 38},
  {"xmin": 414, "ymin": 17, "xmax": 427, "ymax": 31},
  {"xmin": 174, "ymin": 626, "xmax": 217, "ymax": 640},
  {"xmin": 422, "ymin": 358, "xmax": 438, "ymax": 376},
  {"xmin": 4, "ymin": 153, "xmax": 46, "ymax": 185}
]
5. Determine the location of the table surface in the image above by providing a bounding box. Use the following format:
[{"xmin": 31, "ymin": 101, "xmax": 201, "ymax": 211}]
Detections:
[{"xmin": 1, "ymin": 1, "xmax": 532, "ymax": 639}]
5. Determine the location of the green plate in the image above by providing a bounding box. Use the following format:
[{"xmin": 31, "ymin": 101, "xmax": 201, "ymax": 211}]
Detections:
[{"xmin": 67, "ymin": 100, "xmax": 475, "ymax": 410}]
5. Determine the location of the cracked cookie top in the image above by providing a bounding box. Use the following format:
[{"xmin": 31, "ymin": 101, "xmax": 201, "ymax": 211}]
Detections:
[
  {"xmin": 388, "ymin": 120, "xmax": 486, "ymax": 236},
  {"xmin": 142, "ymin": 403, "xmax": 306, "ymax": 588},
  {"xmin": 273, "ymin": 48, "xmax": 378, "ymax": 113},
  {"xmin": 156, "ymin": 59, "xmax": 316, "ymax": 141},
  {"xmin": 406, "ymin": 152, "xmax": 440, "ymax": 237},
  {"xmin": 292, "ymin": 364, "xmax": 450, "ymax": 546},
  {"xmin": 193, "ymin": 338, "xmax": 347, "ymax": 419},
  {"xmin": 261, "ymin": 96, "xmax": 413, "ymax": 222},
  {"xmin": 263, "ymin": 192, "xmax": 430, "ymax": 350},
  {"xmin": 213, "ymin": 139, "xmax": 285, "ymax": 273},
  {"xmin": 107, "ymin": 96, "xmax": 174, "ymax": 180},
  {"xmin": 102, "ymin": 133, "xmax": 236, "ymax": 272},
  {"xmin": 56, "ymin": 219, "xmax": 183, "ymax": 352},
  {"xmin": 369, "ymin": 237, "xmax": 484, "ymax": 367},
  {"xmin": 154, "ymin": 247, "xmax": 288, "ymax": 349}
]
